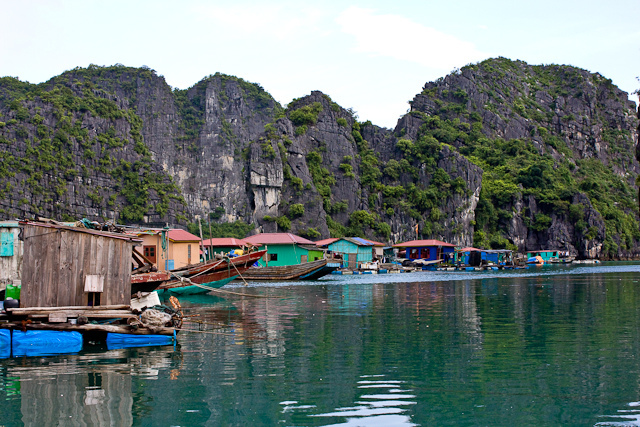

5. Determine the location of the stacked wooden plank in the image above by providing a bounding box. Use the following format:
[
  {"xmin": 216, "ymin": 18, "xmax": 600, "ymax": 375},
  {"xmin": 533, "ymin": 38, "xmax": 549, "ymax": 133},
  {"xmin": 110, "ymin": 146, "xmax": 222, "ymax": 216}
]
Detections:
[{"xmin": 7, "ymin": 305, "xmax": 137, "ymax": 322}]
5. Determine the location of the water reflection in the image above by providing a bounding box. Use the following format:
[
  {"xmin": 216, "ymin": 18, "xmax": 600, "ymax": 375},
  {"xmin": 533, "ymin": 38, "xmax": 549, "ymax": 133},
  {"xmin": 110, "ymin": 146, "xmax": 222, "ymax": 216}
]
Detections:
[
  {"xmin": 0, "ymin": 265, "xmax": 639, "ymax": 425},
  {"xmin": 0, "ymin": 346, "xmax": 178, "ymax": 426}
]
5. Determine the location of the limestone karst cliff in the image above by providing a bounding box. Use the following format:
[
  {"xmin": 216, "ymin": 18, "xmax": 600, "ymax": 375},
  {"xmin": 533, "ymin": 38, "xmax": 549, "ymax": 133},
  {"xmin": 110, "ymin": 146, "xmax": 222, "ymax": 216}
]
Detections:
[{"xmin": 0, "ymin": 59, "xmax": 637, "ymax": 258}]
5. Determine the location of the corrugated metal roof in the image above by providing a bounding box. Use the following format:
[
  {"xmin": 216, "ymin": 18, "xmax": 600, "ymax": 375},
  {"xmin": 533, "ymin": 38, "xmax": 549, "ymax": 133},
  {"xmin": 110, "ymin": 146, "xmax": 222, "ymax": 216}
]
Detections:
[
  {"xmin": 243, "ymin": 233, "xmax": 314, "ymax": 245},
  {"xmin": 20, "ymin": 221, "xmax": 143, "ymax": 242},
  {"xmin": 314, "ymin": 238, "xmax": 339, "ymax": 247},
  {"xmin": 362, "ymin": 238, "xmax": 385, "ymax": 246},
  {"xmin": 393, "ymin": 239, "xmax": 456, "ymax": 248},
  {"xmin": 167, "ymin": 229, "xmax": 201, "ymax": 242},
  {"xmin": 458, "ymin": 247, "xmax": 481, "ymax": 252},
  {"xmin": 0, "ymin": 221, "xmax": 20, "ymax": 228},
  {"xmin": 201, "ymin": 237, "xmax": 255, "ymax": 247}
]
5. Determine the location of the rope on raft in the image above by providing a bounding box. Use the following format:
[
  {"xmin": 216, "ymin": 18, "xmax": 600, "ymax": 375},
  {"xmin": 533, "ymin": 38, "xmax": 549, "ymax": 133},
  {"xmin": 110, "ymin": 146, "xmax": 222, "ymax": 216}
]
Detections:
[{"xmin": 168, "ymin": 274, "xmax": 285, "ymax": 299}]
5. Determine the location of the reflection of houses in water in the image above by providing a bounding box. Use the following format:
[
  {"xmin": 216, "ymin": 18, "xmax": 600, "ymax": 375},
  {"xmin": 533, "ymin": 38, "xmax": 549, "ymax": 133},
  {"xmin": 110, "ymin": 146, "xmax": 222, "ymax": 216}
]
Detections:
[
  {"xmin": 390, "ymin": 281, "xmax": 484, "ymax": 350},
  {"xmin": 2, "ymin": 347, "xmax": 176, "ymax": 426}
]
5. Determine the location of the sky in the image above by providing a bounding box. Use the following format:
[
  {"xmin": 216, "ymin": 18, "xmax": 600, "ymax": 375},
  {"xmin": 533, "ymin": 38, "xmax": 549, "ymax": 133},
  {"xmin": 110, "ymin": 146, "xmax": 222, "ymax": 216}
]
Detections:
[{"xmin": 1, "ymin": 0, "xmax": 639, "ymax": 128}]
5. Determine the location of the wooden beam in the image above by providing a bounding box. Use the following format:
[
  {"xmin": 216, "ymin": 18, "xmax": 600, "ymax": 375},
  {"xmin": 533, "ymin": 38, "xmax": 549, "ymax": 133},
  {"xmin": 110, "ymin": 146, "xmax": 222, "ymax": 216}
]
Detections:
[
  {"xmin": 26, "ymin": 311, "xmax": 137, "ymax": 318},
  {"xmin": 8, "ymin": 304, "xmax": 130, "ymax": 313},
  {"xmin": 0, "ymin": 322, "xmax": 175, "ymax": 335},
  {"xmin": 133, "ymin": 247, "xmax": 155, "ymax": 266}
]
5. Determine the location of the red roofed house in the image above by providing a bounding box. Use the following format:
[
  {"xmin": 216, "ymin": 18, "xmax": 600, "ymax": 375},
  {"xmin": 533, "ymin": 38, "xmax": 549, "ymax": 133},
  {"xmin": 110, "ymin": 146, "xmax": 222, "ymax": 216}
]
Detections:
[
  {"xmin": 393, "ymin": 239, "xmax": 456, "ymax": 262},
  {"xmin": 135, "ymin": 228, "xmax": 201, "ymax": 270},
  {"xmin": 201, "ymin": 237, "xmax": 258, "ymax": 260},
  {"xmin": 243, "ymin": 233, "xmax": 324, "ymax": 267}
]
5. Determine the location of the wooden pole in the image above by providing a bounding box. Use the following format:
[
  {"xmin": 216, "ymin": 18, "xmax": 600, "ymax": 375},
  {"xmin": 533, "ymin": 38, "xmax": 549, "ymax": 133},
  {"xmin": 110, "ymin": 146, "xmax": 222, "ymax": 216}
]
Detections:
[
  {"xmin": 198, "ymin": 218, "xmax": 205, "ymax": 263},
  {"xmin": 208, "ymin": 217, "xmax": 213, "ymax": 261}
]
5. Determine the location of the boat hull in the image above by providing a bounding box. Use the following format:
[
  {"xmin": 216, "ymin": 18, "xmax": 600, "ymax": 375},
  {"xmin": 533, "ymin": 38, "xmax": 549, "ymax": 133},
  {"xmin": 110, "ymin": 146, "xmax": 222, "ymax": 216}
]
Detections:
[
  {"xmin": 155, "ymin": 249, "xmax": 267, "ymax": 294},
  {"xmin": 239, "ymin": 260, "xmax": 340, "ymax": 281},
  {"xmin": 157, "ymin": 275, "xmax": 237, "ymax": 295}
]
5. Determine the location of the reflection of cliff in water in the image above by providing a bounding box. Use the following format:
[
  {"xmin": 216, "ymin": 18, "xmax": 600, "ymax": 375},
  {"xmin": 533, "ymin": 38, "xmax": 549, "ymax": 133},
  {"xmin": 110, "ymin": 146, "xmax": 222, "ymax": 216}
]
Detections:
[{"xmin": 0, "ymin": 346, "xmax": 179, "ymax": 426}]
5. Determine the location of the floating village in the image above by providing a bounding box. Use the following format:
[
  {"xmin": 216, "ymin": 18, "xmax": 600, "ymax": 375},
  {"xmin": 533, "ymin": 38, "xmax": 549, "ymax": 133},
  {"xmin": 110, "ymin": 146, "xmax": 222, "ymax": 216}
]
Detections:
[{"xmin": 0, "ymin": 218, "xmax": 599, "ymax": 358}]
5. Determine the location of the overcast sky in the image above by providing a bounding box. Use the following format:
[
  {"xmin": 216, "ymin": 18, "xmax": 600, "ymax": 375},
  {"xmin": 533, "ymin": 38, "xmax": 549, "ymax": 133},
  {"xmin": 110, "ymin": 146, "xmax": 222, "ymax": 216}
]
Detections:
[{"xmin": 1, "ymin": 0, "xmax": 638, "ymax": 128}]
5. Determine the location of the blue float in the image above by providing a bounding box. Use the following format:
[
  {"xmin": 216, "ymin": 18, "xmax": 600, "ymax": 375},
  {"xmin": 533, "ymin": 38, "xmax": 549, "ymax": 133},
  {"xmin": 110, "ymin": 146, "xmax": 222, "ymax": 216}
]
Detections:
[
  {"xmin": 0, "ymin": 330, "xmax": 10, "ymax": 359},
  {"xmin": 12, "ymin": 330, "xmax": 82, "ymax": 357},
  {"xmin": 106, "ymin": 333, "xmax": 174, "ymax": 350}
]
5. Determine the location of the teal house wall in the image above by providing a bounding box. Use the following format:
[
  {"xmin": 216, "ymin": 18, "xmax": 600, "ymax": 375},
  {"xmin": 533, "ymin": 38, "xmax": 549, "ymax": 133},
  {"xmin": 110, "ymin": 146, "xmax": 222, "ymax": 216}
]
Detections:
[
  {"xmin": 257, "ymin": 244, "xmax": 312, "ymax": 267},
  {"xmin": 328, "ymin": 238, "xmax": 374, "ymax": 269},
  {"xmin": 526, "ymin": 250, "xmax": 559, "ymax": 262},
  {"xmin": 243, "ymin": 233, "xmax": 321, "ymax": 267}
]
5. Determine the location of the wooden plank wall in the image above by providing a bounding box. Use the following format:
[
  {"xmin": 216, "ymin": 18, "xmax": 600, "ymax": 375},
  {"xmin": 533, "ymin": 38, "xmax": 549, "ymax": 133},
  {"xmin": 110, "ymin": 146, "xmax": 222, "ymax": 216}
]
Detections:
[{"xmin": 21, "ymin": 225, "xmax": 133, "ymax": 308}]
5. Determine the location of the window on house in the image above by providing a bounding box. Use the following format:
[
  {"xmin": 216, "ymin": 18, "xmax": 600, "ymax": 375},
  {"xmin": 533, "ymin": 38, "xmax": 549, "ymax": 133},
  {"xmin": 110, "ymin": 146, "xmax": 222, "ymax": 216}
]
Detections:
[
  {"xmin": 270, "ymin": 253, "xmax": 278, "ymax": 261},
  {"xmin": 143, "ymin": 245, "xmax": 157, "ymax": 263},
  {"xmin": 410, "ymin": 248, "xmax": 419, "ymax": 258}
]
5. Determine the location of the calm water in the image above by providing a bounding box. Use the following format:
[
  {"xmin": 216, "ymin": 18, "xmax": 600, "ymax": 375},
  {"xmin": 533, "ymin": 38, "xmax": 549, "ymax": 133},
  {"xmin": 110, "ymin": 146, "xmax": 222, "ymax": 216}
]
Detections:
[{"xmin": 2, "ymin": 263, "xmax": 640, "ymax": 426}]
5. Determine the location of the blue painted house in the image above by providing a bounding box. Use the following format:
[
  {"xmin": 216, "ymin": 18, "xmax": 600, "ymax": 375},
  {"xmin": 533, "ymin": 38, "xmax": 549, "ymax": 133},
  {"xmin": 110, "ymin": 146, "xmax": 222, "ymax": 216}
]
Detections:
[
  {"xmin": 393, "ymin": 239, "xmax": 456, "ymax": 263},
  {"xmin": 327, "ymin": 238, "xmax": 375, "ymax": 269}
]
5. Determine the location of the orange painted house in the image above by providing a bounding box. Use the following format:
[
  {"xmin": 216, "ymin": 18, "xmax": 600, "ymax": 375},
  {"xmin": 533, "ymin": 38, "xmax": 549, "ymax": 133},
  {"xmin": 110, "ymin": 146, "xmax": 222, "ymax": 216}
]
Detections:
[{"xmin": 134, "ymin": 229, "xmax": 201, "ymax": 270}]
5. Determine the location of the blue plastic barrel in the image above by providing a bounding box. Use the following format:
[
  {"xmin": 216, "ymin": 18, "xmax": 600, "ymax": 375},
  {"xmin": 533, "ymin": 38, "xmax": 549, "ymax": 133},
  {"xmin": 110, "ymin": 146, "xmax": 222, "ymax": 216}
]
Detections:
[
  {"xmin": 12, "ymin": 330, "xmax": 82, "ymax": 357},
  {"xmin": 0, "ymin": 330, "xmax": 10, "ymax": 359}
]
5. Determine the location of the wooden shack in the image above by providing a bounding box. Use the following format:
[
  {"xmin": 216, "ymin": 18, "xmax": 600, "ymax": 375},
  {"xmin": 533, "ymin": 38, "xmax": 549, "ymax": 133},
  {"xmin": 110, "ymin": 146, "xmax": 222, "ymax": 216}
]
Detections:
[{"xmin": 20, "ymin": 221, "xmax": 141, "ymax": 308}]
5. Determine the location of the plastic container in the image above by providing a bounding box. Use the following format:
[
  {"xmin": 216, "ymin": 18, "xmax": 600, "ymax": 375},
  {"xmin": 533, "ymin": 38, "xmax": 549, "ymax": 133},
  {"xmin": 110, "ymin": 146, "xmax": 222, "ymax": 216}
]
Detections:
[
  {"xmin": 12, "ymin": 330, "xmax": 82, "ymax": 357},
  {"xmin": 5, "ymin": 284, "xmax": 20, "ymax": 300},
  {"xmin": 165, "ymin": 259, "xmax": 174, "ymax": 270}
]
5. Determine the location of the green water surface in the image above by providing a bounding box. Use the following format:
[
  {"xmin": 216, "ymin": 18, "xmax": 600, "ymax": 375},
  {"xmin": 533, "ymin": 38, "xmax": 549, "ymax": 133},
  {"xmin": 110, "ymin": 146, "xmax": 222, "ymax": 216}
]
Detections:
[{"xmin": 1, "ymin": 263, "xmax": 640, "ymax": 426}]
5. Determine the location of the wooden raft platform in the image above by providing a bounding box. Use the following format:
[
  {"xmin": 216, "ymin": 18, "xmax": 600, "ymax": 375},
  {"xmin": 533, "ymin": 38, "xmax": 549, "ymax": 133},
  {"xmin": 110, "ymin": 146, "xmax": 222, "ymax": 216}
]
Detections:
[{"xmin": 1, "ymin": 305, "xmax": 175, "ymax": 336}]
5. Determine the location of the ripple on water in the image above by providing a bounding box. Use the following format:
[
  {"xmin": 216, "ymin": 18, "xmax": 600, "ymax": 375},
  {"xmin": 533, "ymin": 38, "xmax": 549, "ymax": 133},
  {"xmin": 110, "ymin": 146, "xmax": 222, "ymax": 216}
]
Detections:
[
  {"xmin": 596, "ymin": 401, "xmax": 640, "ymax": 426},
  {"xmin": 280, "ymin": 375, "xmax": 417, "ymax": 426}
]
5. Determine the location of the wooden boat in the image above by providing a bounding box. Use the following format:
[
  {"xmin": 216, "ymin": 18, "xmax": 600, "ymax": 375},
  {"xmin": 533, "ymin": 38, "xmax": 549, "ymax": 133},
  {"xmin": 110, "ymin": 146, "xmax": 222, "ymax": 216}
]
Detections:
[
  {"xmin": 238, "ymin": 259, "xmax": 340, "ymax": 281},
  {"xmin": 548, "ymin": 256, "xmax": 574, "ymax": 264},
  {"xmin": 155, "ymin": 249, "xmax": 267, "ymax": 295}
]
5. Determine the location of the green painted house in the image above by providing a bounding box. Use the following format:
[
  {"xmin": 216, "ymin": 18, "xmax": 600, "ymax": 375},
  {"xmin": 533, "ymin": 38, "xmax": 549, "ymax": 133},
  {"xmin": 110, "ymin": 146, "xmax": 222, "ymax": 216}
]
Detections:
[{"xmin": 243, "ymin": 233, "xmax": 324, "ymax": 267}]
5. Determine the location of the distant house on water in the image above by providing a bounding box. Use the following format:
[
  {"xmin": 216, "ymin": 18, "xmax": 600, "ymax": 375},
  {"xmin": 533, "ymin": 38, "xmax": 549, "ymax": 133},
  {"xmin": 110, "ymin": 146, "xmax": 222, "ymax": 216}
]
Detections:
[
  {"xmin": 243, "ymin": 233, "xmax": 323, "ymax": 267},
  {"xmin": 393, "ymin": 239, "xmax": 456, "ymax": 262},
  {"xmin": 134, "ymin": 229, "xmax": 201, "ymax": 270},
  {"xmin": 326, "ymin": 238, "xmax": 376, "ymax": 269}
]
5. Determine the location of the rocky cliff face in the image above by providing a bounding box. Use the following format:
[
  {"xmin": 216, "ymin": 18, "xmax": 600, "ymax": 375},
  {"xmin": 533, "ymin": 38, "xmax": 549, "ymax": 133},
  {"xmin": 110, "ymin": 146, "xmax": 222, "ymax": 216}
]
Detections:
[
  {"xmin": 0, "ymin": 59, "xmax": 637, "ymax": 258},
  {"xmin": 407, "ymin": 58, "xmax": 638, "ymax": 258}
]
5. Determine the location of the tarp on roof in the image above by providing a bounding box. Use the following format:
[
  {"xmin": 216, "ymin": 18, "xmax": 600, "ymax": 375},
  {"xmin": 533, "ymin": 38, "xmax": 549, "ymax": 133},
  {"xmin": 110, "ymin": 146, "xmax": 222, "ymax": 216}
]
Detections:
[
  {"xmin": 243, "ymin": 233, "xmax": 314, "ymax": 245},
  {"xmin": 349, "ymin": 237, "xmax": 374, "ymax": 246},
  {"xmin": 393, "ymin": 239, "xmax": 456, "ymax": 248}
]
